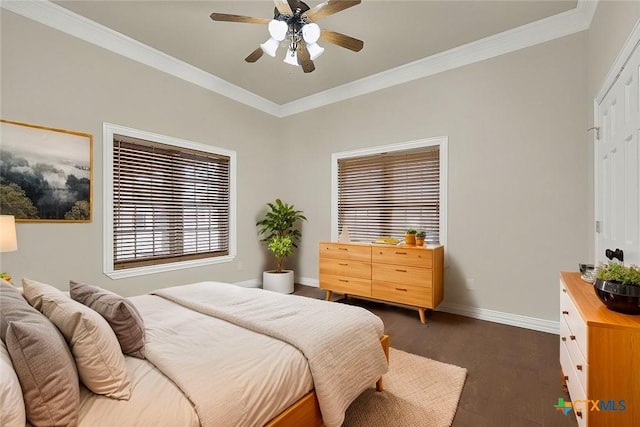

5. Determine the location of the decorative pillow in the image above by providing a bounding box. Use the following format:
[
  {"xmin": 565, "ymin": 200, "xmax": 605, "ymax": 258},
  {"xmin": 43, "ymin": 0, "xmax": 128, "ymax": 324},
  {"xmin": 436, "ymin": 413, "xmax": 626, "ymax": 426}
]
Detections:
[
  {"xmin": 0, "ymin": 281, "xmax": 79, "ymax": 426},
  {"xmin": 0, "ymin": 339, "xmax": 26, "ymax": 427},
  {"xmin": 70, "ymin": 281, "xmax": 146, "ymax": 359},
  {"xmin": 22, "ymin": 278, "xmax": 132, "ymax": 400}
]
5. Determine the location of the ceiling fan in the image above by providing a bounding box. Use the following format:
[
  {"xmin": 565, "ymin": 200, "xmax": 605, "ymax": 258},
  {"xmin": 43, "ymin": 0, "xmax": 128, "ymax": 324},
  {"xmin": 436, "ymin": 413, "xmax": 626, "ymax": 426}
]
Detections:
[{"xmin": 210, "ymin": 0, "xmax": 364, "ymax": 73}]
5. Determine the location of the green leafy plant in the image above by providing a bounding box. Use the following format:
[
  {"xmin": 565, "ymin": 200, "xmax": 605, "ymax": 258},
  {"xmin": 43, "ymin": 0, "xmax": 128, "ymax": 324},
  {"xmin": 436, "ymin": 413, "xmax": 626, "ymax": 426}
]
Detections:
[
  {"xmin": 267, "ymin": 235, "xmax": 294, "ymax": 273},
  {"xmin": 406, "ymin": 228, "xmax": 417, "ymax": 235},
  {"xmin": 256, "ymin": 199, "xmax": 307, "ymax": 272},
  {"xmin": 415, "ymin": 231, "xmax": 426, "ymax": 238},
  {"xmin": 596, "ymin": 263, "xmax": 640, "ymax": 286}
]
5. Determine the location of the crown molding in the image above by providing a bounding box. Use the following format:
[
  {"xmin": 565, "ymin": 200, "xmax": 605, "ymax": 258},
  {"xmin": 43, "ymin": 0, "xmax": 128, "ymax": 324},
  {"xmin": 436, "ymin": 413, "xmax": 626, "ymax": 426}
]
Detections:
[
  {"xmin": 1, "ymin": 0, "xmax": 281, "ymax": 116},
  {"xmin": 2, "ymin": 0, "xmax": 598, "ymax": 118}
]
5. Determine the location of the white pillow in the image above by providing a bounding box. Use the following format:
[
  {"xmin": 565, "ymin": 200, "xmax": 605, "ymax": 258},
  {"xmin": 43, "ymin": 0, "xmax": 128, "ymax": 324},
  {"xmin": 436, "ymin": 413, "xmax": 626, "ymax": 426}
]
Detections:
[
  {"xmin": 0, "ymin": 340, "xmax": 26, "ymax": 427},
  {"xmin": 22, "ymin": 279, "xmax": 132, "ymax": 400}
]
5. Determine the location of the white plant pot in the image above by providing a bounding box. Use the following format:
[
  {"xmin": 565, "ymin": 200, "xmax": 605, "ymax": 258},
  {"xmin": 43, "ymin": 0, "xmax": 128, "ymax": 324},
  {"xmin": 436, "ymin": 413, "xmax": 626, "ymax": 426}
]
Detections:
[{"xmin": 262, "ymin": 270, "xmax": 294, "ymax": 294}]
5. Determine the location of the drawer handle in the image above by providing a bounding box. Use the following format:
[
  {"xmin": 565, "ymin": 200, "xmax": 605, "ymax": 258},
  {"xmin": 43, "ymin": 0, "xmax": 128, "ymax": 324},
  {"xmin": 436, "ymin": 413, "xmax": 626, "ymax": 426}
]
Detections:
[
  {"xmin": 576, "ymin": 411, "xmax": 583, "ymax": 419},
  {"xmin": 395, "ymin": 269, "xmax": 407, "ymax": 273},
  {"xmin": 562, "ymin": 288, "xmax": 567, "ymax": 293},
  {"xmin": 561, "ymin": 336, "xmax": 566, "ymax": 342},
  {"xmin": 395, "ymin": 288, "xmax": 408, "ymax": 292},
  {"xmin": 338, "ymin": 279, "xmax": 349, "ymax": 283},
  {"xmin": 338, "ymin": 248, "xmax": 348, "ymax": 251},
  {"xmin": 576, "ymin": 364, "xmax": 583, "ymax": 371},
  {"xmin": 570, "ymin": 335, "xmax": 576, "ymax": 341},
  {"xmin": 562, "ymin": 310, "xmax": 569, "ymax": 315},
  {"xmin": 395, "ymin": 251, "xmax": 407, "ymax": 255},
  {"xmin": 338, "ymin": 263, "xmax": 348, "ymax": 266}
]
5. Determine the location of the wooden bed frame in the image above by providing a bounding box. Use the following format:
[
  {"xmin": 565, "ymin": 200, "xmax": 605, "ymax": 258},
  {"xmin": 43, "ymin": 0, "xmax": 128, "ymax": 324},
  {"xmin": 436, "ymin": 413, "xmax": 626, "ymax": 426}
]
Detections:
[{"xmin": 266, "ymin": 334, "xmax": 390, "ymax": 427}]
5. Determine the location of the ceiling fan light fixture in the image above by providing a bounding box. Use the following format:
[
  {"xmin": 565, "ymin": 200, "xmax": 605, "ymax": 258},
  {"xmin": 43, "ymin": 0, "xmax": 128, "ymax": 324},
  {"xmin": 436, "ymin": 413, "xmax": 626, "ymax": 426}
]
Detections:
[
  {"xmin": 283, "ymin": 49, "xmax": 299, "ymax": 66},
  {"xmin": 306, "ymin": 42, "xmax": 324, "ymax": 60},
  {"xmin": 260, "ymin": 38, "xmax": 280, "ymax": 57},
  {"xmin": 301, "ymin": 23, "xmax": 321, "ymax": 44},
  {"xmin": 268, "ymin": 19, "xmax": 288, "ymax": 41}
]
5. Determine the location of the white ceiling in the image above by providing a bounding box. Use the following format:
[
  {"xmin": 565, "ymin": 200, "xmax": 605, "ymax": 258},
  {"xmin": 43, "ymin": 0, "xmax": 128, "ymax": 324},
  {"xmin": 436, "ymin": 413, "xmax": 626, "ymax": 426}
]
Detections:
[{"xmin": 4, "ymin": 1, "xmax": 593, "ymax": 116}]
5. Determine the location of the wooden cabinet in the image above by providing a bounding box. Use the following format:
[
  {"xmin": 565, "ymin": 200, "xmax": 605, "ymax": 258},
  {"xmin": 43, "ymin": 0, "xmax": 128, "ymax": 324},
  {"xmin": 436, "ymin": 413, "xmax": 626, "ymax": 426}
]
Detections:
[
  {"xmin": 559, "ymin": 272, "xmax": 640, "ymax": 426},
  {"xmin": 319, "ymin": 242, "xmax": 444, "ymax": 323}
]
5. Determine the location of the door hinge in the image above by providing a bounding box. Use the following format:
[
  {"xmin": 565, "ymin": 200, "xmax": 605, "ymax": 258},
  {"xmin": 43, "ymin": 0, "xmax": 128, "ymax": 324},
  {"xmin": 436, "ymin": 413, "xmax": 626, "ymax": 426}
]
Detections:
[
  {"xmin": 596, "ymin": 220, "xmax": 601, "ymax": 233},
  {"xmin": 587, "ymin": 126, "xmax": 600, "ymax": 141}
]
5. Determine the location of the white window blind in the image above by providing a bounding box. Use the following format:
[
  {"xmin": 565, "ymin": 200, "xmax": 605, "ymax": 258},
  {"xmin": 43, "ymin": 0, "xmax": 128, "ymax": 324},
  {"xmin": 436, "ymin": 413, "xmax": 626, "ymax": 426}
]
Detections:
[
  {"xmin": 113, "ymin": 135, "xmax": 230, "ymax": 270},
  {"xmin": 337, "ymin": 146, "xmax": 440, "ymax": 243}
]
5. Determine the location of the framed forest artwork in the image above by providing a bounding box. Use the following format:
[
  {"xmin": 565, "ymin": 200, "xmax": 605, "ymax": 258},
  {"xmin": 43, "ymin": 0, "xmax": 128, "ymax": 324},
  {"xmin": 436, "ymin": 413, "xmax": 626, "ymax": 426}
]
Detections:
[{"xmin": 0, "ymin": 119, "xmax": 93, "ymax": 222}]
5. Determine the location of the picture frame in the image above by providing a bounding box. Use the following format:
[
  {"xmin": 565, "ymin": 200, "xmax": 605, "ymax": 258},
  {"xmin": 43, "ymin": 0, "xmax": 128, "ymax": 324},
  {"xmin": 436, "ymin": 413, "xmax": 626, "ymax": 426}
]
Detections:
[{"xmin": 0, "ymin": 119, "xmax": 93, "ymax": 222}]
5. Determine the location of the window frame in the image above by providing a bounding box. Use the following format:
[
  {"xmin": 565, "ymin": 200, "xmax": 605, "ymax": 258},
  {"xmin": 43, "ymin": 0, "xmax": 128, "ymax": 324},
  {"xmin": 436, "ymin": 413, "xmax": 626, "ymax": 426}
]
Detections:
[
  {"xmin": 103, "ymin": 123, "xmax": 236, "ymax": 279},
  {"xmin": 331, "ymin": 137, "xmax": 448, "ymax": 246}
]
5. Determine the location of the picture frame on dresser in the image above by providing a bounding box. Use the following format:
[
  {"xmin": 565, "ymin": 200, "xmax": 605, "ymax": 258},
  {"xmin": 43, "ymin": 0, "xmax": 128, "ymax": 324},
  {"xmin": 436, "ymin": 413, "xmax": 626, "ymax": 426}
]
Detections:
[{"xmin": 0, "ymin": 119, "xmax": 93, "ymax": 222}]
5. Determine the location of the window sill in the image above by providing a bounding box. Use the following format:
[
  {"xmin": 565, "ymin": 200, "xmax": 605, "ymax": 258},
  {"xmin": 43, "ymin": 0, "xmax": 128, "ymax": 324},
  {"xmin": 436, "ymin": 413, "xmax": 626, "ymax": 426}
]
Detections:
[{"xmin": 104, "ymin": 255, "xmax": 235, "ymax": 279}]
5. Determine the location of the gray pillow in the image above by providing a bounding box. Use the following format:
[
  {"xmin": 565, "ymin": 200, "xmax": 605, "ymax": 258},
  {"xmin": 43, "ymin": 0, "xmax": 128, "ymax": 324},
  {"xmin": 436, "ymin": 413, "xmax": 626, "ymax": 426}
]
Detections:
[
  {"xmin": 70, "ymin": 281, "xmax": 146, "ymax": 359},
  {"xmin": 0, "ymin": 281, "xmax": 79, "ymax": 427},
  {"xmin": 23, "ymin": 279, "xmax": 132, "ymax": 400}
]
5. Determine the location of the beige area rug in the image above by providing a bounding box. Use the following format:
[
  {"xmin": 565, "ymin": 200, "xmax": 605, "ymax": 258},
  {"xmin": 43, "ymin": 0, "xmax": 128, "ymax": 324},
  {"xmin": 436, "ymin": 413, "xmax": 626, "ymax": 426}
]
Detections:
[{"xmin": 344, "ymin": 348, "xmax": 467, "ymax": 427}]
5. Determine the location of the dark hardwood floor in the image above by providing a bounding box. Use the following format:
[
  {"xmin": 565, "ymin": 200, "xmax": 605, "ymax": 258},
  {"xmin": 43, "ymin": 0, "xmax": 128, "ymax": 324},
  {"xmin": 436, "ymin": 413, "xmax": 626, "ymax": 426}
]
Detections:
[{"xmin": 293, "ymin": 284, "xmax": 577, "ymax": 427}]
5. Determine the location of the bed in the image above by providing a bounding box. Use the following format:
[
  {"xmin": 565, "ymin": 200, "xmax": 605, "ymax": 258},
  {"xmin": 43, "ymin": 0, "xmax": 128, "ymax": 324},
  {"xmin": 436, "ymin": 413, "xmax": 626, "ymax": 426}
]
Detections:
[{"xmin": 0, "ymin": 279, "xmax": 389, "ymax": 427}]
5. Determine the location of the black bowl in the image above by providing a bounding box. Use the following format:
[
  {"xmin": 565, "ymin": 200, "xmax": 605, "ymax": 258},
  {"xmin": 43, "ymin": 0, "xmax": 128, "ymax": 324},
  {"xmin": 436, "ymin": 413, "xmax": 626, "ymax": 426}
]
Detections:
[{"xmin": 594, "ymin": 279, "xmax": 640, "ymax": 315}]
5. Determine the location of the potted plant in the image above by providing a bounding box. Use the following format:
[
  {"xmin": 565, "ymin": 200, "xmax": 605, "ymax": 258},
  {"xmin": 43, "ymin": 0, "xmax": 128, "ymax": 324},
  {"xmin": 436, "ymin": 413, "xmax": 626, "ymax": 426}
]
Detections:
[
  {"xmin": 405, "ymin": 228, "xmax": 417, "ymax": 245},
  {"xmin": 594, "ymin": 263, "xmax": 640, "ymax": 314},
  {"xmin": 256, "ymin": 199, "xmax": 307, "ymax": 293},
  {"xmin": 415, "ymin": 231, "xmax": 426, "ymax": 246}
]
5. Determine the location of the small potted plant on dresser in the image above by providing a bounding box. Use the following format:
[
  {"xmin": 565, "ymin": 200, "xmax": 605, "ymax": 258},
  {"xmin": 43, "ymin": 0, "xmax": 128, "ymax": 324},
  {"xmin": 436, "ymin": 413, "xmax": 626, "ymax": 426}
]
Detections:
[
  {"xmin": 405, "ymin": 229, "xmax": 417, "ymax": 245},
  {"xmin": 594, "ymin": 263, "xmax": 640, "ymax": 314},
  {"xmin": 415, "ymin": 231, "xmax": 426, "ymax": 246},
  {"xmin": 256, "ymin": 199, "xmax": 307, "ymax": 293}
]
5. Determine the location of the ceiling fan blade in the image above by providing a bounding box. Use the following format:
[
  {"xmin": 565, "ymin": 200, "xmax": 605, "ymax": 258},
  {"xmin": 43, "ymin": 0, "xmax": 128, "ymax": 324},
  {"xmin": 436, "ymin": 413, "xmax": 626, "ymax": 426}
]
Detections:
[
  {"xmin": 274, "ymin": 0, "xmax": 293, "ymax": 16},
  {"xmin": 320, "ymin": 29, "xmax": 364, "ymax": 52},
  {"xmin": 296, "ymin": 41, "xmax": 315, "ymax": 73},
  {"xmin": 245, "ymin": 47, "xmax": 264, "ymax": 63},
  {"xmin": 305, "ymin": 0, "xmax": 361, "ymax": 21},
  {"xmin": 210, "ymin": 13, "xmax": 270, "ymax": 25},
  {"xmin": 287, "ymin": 0, "xmax": 301, "ymax": 11}
]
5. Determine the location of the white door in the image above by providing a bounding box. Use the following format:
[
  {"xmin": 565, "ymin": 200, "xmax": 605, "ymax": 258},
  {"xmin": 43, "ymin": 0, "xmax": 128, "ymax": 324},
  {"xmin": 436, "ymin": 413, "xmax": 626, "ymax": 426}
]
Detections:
[{"xmin": 595, "ymin": 37, "xmax": 640, "ymax": 266}]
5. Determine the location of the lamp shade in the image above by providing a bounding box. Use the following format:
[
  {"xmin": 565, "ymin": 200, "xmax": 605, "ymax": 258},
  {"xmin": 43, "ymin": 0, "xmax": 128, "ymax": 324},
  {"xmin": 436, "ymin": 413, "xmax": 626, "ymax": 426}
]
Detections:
[
  {"xmin": 302, "ymin": 23, "xmax": 321, "ymax": 44},
  {"xmin": 306, "ymin": 43, "xmax": 324, "ymax": 60},
  {"xmin": 268, "ymin": 19, "xmax": 288, "ymax": 41},
  {"xmin": 260, "ymin": 38, "xmax": 280, "ymax": 57},
  {"xmin": 0, "ymin": 215, "xmax": 17, "ymax": 252},
  {"xmin": 283, "ymin": 50, "xmax": 299, "ymax": 66}
]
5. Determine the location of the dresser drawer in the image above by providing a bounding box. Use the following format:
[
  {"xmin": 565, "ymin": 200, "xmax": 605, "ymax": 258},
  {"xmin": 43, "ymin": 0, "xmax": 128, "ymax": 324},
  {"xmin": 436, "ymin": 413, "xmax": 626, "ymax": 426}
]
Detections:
[
  {"xmin": 560, "ymin": 316, "xmax": 588, "ymax": 394},
  {"xmin": 319, "ymin": 258, "xmax": 371, "ymax": 280},
  {"xmin": 319, "ymin": 243, "xmax": 371, "ymax": 262},
  {"xmin": 372, "ymin": 281, "xmax": 432, "ymax": 307},
  {"xmin": 320, "ymin": 274, "xmax": 371, "ymax": 297},
  {"xmin": 560, "ymin": 343, "xmax": 588, "ymax": 427},
  {"xmin": 372, "ymin": 246, "xmax": 432, "ymax": 268},
  {"xmin": 372, "ymin": 263, "xmax": 431, "ymax": 287},
  {"xmin": 560, "ymin": 282, "xmax": 588, "ymax": 360}
]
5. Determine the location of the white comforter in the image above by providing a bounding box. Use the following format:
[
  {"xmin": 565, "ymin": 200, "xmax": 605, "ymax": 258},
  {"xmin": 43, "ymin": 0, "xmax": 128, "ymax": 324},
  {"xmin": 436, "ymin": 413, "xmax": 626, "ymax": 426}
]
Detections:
[{"xmin": 152, "ymin": 282, "xmax": 389, "ymax": 427}]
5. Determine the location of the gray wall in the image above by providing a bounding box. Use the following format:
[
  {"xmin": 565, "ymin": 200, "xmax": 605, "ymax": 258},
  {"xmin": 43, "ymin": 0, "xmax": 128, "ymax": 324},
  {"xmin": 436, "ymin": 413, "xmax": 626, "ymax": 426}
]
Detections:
[
  {"xmin": 0, "ymin": 11, "xmax": 281, "ymax": 296},
  {"xmin": 2, "ymin": 4, "xmax": 638, "ymax": 323},
  {"xmin": 282, "ymin": 33, "xmax": 589, "ymax": 322}
]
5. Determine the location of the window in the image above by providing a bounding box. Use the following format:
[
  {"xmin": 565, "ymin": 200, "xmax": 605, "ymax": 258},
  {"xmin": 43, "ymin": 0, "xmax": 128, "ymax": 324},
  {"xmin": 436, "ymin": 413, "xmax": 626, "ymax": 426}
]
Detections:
[
  {"xmin": 104, "ymin": 124, "xmax": 235, "ymax": 278},
  {"xmin": 332, "ymin": 138, "xmax": 447, "ymax": 245}
]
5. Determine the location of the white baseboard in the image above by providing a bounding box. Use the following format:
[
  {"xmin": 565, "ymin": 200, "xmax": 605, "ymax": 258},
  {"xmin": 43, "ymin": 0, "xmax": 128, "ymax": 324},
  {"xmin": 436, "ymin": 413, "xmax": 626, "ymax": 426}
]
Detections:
[
  {"xmin": 296, "ymin": 276, "xmax": 319, "ymax": 287},
  {"xmin": 294, "ymin": 276, "xmax": 559, "ymax": 334},
  {"xmin": 437, "ymin": 302, "xmax": 559, "ymax": 334}
]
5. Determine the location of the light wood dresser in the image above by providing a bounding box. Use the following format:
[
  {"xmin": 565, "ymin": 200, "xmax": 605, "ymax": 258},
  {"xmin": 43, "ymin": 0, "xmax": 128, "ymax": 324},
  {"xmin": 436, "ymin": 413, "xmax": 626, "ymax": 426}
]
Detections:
[
  {"xmin": 319, "ymin": 242, "xmax": 444, "ymax": 323},
  {"xmin": 559, "ymin": 271, "xmax": 640, "ymax": 427}
]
